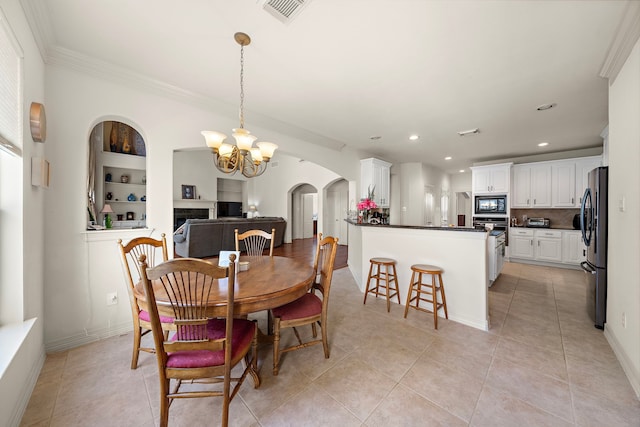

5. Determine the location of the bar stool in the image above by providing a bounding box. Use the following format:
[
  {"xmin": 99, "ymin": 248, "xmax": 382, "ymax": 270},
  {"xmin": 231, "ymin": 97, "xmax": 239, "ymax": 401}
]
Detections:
[
  {"xmin": 403, "ymin": 264, "xmax": 448, "ymax": 329},
  {"xmin": 363, "ymin": 257, "xmax": 400, "ymax": 312}
]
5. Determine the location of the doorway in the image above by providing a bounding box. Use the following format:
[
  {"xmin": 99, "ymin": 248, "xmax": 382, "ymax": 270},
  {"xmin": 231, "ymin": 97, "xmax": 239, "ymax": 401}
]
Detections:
[{"xmin": 326, "ymin": 179, "xmax": 349, "ymax": 244}]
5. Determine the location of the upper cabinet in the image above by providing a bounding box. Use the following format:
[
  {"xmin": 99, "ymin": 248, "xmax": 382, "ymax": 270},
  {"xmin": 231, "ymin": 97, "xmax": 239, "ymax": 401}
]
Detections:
[
  {"xmin": 471, "ymin": 163, "xmax": 511, "ymax": 194},
  {"xmin": 510, "ymin": 156, "xmax": 601, "ymax": 209},
  {"xmin": 360, "ymin": 158, "xmax": 391, "ymax": 207},
  {"xmin": 551, "ymin": 161, "xmax": 576, "ymax": 207},
  {"xmin": 512, "ymin": 163, "xmax": 552, "ymax": 208},
  {"xmin": 575, "ymin": 156, "xmax": 602, "ymax": 205}
]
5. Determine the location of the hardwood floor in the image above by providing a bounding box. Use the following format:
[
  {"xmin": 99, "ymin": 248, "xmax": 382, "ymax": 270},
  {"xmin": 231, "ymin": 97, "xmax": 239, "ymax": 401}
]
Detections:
[
  {"xmin": 272, "ymin": 236, "xmax": 348, "ymax": 270},
  {"xmin": 175, "ymin": 236, "xmax": 348, "ymax": 269}
]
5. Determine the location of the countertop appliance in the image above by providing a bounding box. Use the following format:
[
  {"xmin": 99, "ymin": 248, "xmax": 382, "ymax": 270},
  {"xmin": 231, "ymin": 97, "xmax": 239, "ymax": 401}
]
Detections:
[
  {"xmin": 526, "ymin": 218, "xmax": 550, "ymax": 228},
  {"xmin": 474, "ymin": 195, "xmax": 507, "ymax": 215},
  {"xmin": 580, "ymin": 166, "xmax": 608, "ymax": 329}
]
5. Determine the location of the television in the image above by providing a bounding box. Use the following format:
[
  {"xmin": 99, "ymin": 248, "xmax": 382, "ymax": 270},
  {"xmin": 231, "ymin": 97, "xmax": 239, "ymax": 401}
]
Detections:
[{"xmin": 217, "ymin": 201, "xmax": 243, "ymax": 218}]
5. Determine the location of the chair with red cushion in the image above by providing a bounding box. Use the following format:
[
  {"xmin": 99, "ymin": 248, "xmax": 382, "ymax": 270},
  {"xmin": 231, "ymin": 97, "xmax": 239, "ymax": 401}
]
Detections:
[
  {"xmin": 271, "ymin": 235, "xmax": 338, "ymax": 375},
  {"xmin": 118, "ymin": 234, "xmax": 176, "ymax": 369},
  {"xmin": 139, "ymin": 254, "xmax": 258, "ymax": 427}
]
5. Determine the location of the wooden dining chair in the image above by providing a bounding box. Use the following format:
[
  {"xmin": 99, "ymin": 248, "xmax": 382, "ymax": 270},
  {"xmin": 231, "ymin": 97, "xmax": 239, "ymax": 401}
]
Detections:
[
  {"xmin": 139, "ymin": 254, "xmax": 258, "ymax": 427},
  {"xmin": 117, "ymin": 234, "xmax": 176, "ymax": 369},
  {"xmin": 271, "ymin": 235, "xmax": 339, "ymax": 375},
  {"xmin": 235, "ymin": 228, "xmax": 275, "ymax": 256}
]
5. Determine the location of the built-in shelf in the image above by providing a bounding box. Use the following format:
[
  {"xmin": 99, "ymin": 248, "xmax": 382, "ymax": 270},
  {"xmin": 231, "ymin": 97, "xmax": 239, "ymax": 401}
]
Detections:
[{"xmin": 108, "ymin": 201, "xmax": 146, "ymax": 204}]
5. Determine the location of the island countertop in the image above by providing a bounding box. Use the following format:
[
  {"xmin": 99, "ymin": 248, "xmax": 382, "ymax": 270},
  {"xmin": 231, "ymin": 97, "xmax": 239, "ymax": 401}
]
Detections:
[{"xmin": 344, "ymin": 218, "xmax": 486, "ymax": 233}]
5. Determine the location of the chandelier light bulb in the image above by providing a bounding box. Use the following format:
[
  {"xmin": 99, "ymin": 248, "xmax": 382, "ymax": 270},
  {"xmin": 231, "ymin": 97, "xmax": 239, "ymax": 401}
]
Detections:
[
  {"xmin": 218, "ymin": 143, "xmax": 234, "ymax": 159},
  {"xmin": 257, "ymin": 141, "xmax": 278, "ymax": 160},
  {"xmin": 201, "ymin": 131, "xmax": 227, "ymax": 150}
]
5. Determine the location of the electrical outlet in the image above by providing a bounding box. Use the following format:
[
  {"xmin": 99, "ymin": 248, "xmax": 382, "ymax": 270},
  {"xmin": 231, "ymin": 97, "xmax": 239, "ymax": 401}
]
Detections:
[
  {"xmin": 622, "ymin": 312, "xmax": 626, "ymax": 328},
  {"xmin": 106, "ymin": 292, "xmax": 118, "ymax": 306}
]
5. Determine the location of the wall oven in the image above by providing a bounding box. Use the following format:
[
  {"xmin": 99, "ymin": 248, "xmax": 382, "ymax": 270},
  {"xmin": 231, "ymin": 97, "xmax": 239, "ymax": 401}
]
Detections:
[{"xmin": 474, "ymin": 195, "xmax": 507, "ymax": 215}]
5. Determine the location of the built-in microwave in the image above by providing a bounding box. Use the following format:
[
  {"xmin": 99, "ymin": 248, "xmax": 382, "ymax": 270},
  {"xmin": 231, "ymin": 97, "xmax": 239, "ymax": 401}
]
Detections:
[{"xmin": 475, "ymin": 195, "xmax": 507, "ymax": 215}]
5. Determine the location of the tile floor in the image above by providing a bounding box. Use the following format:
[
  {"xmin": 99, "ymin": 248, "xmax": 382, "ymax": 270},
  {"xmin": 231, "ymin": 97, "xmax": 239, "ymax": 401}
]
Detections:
[{"xmin": 20, "ymin": 262, "xmax": 640, "ymax": 426}]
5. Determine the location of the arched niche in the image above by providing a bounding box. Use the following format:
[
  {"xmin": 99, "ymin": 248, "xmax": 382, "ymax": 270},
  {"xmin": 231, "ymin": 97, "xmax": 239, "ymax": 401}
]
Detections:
[{"xmin": 87, "ymin": 121, "xmax": 147, "ymax": 229}]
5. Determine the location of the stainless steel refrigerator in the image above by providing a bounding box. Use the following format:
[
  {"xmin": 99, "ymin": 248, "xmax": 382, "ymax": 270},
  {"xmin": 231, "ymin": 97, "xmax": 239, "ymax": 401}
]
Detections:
[{"xmin": 580, "ymin": 166, "xmax": 608, "ymax": 329}]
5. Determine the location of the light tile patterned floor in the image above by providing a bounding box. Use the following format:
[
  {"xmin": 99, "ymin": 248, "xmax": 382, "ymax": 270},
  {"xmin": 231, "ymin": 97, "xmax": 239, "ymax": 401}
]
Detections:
[{"xmin": 20, "ymin": 262, "xmax": 640, "ymax": 426}]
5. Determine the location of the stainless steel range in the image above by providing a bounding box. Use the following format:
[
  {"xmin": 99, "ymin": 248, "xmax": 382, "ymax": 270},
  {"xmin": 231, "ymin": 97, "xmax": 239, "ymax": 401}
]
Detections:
[
  {"xmin": 473, "ymin": 217, "xmax": 508, "ymax": 285},
  {"xmin": 473, "ymin": 216, "xmax": 508, "ymax": 243}
]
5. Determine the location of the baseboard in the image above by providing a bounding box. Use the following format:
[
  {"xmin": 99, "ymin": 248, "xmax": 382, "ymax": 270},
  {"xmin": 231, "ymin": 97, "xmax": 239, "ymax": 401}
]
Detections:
[
  {"xmin": 604, "ymin": 327, "xmax": 640, "ymax": 400},
  {"xmin": 509, "ymin": 258, "xmax": 582, "ymax": 270},
  {"xmin": 45, "ymin": 322, "xmax": 132, "ymax": 353}
]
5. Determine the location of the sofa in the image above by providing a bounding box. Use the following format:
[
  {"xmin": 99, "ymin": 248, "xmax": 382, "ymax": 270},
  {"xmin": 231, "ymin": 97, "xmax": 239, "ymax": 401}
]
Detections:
[{"xmin": 173, "ymin": 217, "xmax": 287, "ymax": 258}]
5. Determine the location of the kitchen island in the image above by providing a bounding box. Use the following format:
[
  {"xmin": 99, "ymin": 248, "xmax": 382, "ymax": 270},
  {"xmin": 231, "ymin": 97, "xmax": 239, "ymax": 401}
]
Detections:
[{"xmin": 346, "ymin": 220, "xmax": 491, "ymax": 331}]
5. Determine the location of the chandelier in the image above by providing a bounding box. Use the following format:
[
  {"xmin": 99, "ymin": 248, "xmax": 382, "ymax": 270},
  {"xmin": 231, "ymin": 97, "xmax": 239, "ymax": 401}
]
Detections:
[{"xmin": 202, "ymin": 32, "xmax": 277, "ymax": 178}]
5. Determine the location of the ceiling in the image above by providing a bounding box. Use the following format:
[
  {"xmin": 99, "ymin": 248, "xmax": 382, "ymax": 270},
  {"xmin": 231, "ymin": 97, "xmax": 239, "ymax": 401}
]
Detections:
[{"xmin": 21, "ymin": 0, "xmax": 633, "ymax": 174}]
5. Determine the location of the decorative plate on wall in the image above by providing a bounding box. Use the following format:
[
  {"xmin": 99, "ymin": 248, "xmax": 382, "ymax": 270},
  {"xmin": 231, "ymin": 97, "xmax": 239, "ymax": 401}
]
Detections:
[{"xmin": 29, "ymin": 102, "xmax": 47, "ymax": 143}]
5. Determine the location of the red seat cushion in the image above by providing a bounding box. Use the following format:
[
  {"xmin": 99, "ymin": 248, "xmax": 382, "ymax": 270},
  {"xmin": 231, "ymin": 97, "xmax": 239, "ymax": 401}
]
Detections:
[
  {"xmin": 272, "ymin": 293, "xmax": 322, "ymax": 321},
  {"xmin": 165, "ymin": 318, "xmax": 255, "ymax": 369},
  {"xmin": 139, "ymin": 310, "xmax": 174, "ymax": 324}
]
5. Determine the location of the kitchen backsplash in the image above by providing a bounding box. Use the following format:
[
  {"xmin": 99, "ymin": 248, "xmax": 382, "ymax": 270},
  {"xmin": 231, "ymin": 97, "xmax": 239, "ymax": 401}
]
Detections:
[{"xmin": 510, "ymin": 208, "xmax": 580, "ymax": 229}]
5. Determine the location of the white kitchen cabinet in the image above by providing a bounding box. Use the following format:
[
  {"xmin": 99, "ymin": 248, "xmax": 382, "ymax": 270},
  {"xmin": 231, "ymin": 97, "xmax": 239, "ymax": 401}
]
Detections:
[
  {"xmin": 511, "ymin": 165, "xmax": 531, "ymax": 207},
  {"xmin": 552, "ymin": 161, "xmax": 576, "ymax": 207},
  {"xmin": 510, "ymin": 228, "xmax": 534, "ymax": 259},
  {"xmin": 575, "ymin": 156, "xmax": 602, "ymax": 206},
  {"xmin": 471, "ymin": 163, "xmax": 511, "ymax": 194},
  {"xmin": 511, "ymin": 163, "xmax": 551, "ymax": 207},
  {"xmin": 562, "ymin": 230, "xmax": 586, "ymax": 264},
  {"xmin": 361, "ymin": 158, "xmax": 391, "ymax": 207},
  {"xmin": 530, "ymin": 164, "xmax": 552, "ymax": 207},
  {"xmin": 511, "ymin": 156, "xmax": 602, "ymax": 209},
  {"xmin": 535, "ymin": 230, "xmax": 563, "ymax": 262}
]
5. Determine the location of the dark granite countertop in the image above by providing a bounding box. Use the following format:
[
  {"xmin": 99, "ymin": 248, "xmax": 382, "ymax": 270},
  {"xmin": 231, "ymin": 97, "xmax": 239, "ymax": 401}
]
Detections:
[
  {"xmin": 510, "ymin": 225, "xmax": 580, "ymax": 231},
  {"xmin": 344, "ymin": 219, "xmax": 486, "ymax": 232}
]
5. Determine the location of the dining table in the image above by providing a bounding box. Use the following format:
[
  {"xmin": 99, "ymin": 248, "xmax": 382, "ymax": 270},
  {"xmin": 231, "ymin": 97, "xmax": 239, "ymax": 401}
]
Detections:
[
  {"xmin": 134, "ymin": 255, "xmax": 315, "ymax": 318},
  {"xmin": 133, "ymin": 255, "xmax": 315, "ymax": 385}
]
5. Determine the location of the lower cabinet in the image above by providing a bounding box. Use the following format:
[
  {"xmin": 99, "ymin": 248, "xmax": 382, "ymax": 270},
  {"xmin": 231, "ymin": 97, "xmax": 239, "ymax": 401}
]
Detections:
[
  {"xmin": 510, "ymin": 228, "xmax": 582, "ymax": 267},
  {"xmin": 535, "ymin": 230, "xmax": 562, "ymax": 262},
  {"xmin": 510, "ymin": 229, "xmax": 534, "ymax": 259},
  {"xmin": 562, "ymin": 230, "xmax": 586, "ymax": 264}
]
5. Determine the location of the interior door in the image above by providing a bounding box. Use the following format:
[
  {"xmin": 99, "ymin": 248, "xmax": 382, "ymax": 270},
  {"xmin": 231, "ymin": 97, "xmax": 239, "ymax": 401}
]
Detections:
[
  {"xmin": 302, "ymin": 194, "xmax": 314, "ymax": 238},
  {"xmin": 327, "ymin": 188, "xmax": 349, "ymax": 244}
]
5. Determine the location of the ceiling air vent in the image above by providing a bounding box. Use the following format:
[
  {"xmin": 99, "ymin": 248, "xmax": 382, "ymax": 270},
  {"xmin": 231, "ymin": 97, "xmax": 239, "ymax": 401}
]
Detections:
[{"xmin": 260, "ymin": 0, "xmax": 311, "ymax": 24}]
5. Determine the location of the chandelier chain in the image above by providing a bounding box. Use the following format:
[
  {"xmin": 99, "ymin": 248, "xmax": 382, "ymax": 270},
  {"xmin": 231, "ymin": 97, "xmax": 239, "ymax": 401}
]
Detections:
[{"xmin": 239, "ymin": 44, "xmax": 245, "ymax": 129}]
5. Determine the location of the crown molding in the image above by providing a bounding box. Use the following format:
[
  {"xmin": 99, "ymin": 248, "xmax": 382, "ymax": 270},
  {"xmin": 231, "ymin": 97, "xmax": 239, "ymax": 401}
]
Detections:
[
  {"xmin": 46, "ymin": 45, "xmax": 346, "ymax": 152},
  {"xmin": 19, "ymin": 0, "xmax": 54, "ymax": 63},
  {"xmin": 599, "ymin": 1, "xmax": 640, "ymax": 84}
]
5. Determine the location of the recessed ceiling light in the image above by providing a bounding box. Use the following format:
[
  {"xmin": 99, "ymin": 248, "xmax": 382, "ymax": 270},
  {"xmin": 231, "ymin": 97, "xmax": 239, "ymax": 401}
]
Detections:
[
  {"xmin": 457, "ymin": 128, "xmax": 479, "ymax": 136},
  {"xmin": 536, "ymin": 103, "xmax": 557, "ymax": 111},
  {"xmin": 445, "ymin": 156, "xmax": 452, "ymax": 160},
  {"xmin": 538, "ymin": 142, "xmax": 549, "ymax": 147},
  {"xmin": 459, "ymin": 169, "xmax": 465, "ymax": 173},
  {"xmin": 409, "ymin": 134, "xmax": 419, "ymax": 141}
]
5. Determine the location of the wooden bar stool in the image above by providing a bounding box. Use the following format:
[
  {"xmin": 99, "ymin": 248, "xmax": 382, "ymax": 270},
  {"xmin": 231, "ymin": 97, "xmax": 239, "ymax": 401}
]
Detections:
[
  {"xmin": 403, "ymin": 264, "xmax": 448, "ymax": 329},
  {"xmin": 363, "ymin": 257, "xmax": 400, "ymax": 312}
]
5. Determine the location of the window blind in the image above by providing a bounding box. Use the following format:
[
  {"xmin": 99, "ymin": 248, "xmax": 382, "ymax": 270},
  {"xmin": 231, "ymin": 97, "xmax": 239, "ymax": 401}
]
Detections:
[{"xmin": 0, "ymin": 11, "xmax": 22, "ymax": 157}]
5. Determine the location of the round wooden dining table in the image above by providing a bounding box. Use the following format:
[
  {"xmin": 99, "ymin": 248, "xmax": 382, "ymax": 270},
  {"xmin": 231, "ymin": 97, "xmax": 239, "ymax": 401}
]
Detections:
[{"xmin": 133, "ymin": 256, "xmax": 315, "ymax": 318}]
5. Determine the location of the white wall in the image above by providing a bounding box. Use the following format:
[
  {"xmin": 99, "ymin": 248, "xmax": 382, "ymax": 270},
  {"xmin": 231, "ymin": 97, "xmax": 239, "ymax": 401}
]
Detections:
[{"xmin": 606, "ymin": 37, "xmax": 640, "ymax": 397}]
